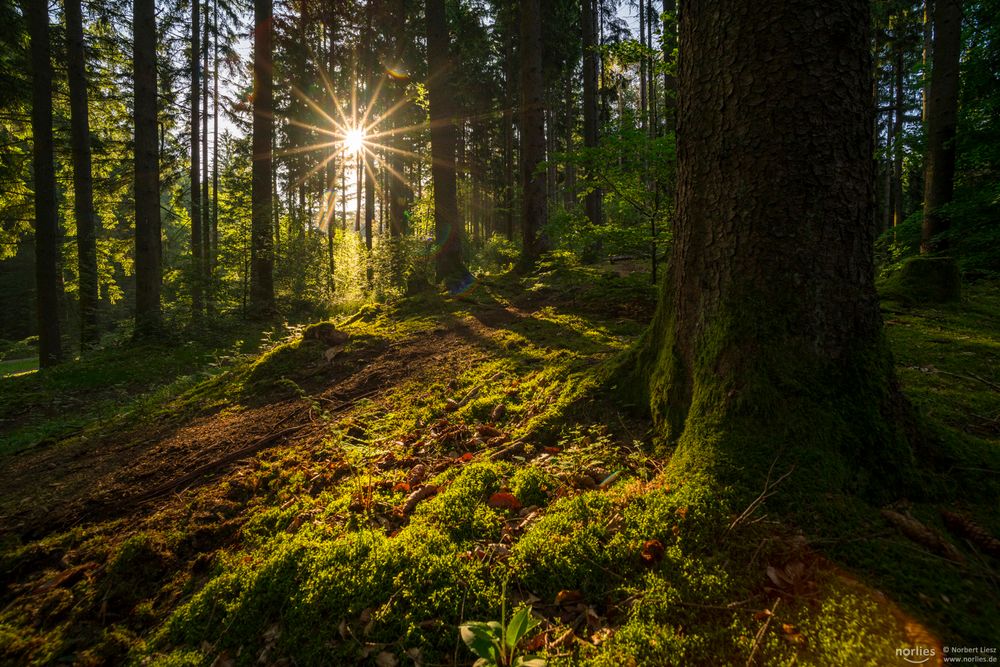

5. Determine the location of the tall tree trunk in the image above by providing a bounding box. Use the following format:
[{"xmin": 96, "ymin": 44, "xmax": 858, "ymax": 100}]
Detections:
[
  {"xmin": 133, "ymin": 0, "xmax": 162, "ymax": 336},
  {"xmin": 662, "ymin": 0, "xmax": 676, "ymax": 130},
  {"xmin": 64, "ymin": 0, "xmax": 98, "ymax": 349},
  {"xmin": 638, "ymin": 0, "xmax": 647, "ymax": 132},
  {"xmin": 212, "ymin": 0, "xmax": 219, "ymax": 281},
  {"xmin": 503, "ymin": 6, "xmax": 515, "ymax": 242},
  {"xmin": 582, "ymin": 0, "xmax": 602, "ymax": 234},
  {"xmin": 519, "ymin": 0, "xmax": 547, "ymax": 268},
  {"xmin": 364, "ymin": 0, "xmax": 375, "ymax": 286},
  {"xmin": 921, "ymin": 0, "xmax": 933, "ymax": 123},
  {"xmin": 250, "ymin": 0, "xmax": 275, "ymax": 315},
  {"xmin": 921, "ymin": 0, "xmax": 961, "ymax": 253},
  {"xmin": 625, "ymin": 0, "xmax": 912, "ymax": 499},
  {"xmin": 892, "ymin": 42, "xmax": 904, "ymax": 229},
  {"xmin": 190, "ymin": 0, "xmax": 203, "ymax": 317},
  {"xmin": 202, "ymin": 3, "xmax": 211, "ymax": 305},
  {"xmin": 25, "ymin": 0, "xmax": 62, "ymax": 366},
  {"xmin": 425, "ymin": 0, "xmax": 470, "ymax": 288}
]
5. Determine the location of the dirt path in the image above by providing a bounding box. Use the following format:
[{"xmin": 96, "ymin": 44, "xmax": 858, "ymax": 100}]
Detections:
[{"xmin": 0, "ymin": 312, "xmax": 508, "ymax": 541}]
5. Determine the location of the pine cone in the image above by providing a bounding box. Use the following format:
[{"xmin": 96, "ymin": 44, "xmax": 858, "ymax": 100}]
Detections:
[
  {"xmin": 941, "ymin": 510, "xmax": 1000, "ymax": 559},
  {"xmin": 881, "ymin": 509, "xmax": 965, "ymax": 563}
]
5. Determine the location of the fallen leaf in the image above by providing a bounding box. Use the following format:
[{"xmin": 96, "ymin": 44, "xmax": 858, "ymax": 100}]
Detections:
[
  {"xmin": 392, "ymin": 482, "xmax": 411, "ymax": 492},
  {"xmin": 491, "ymin": 404, "xmax": 507, "ymax": 421},
  {"xmin": 488, "ymin": 492, "xmax": 522, "ymax": 510},
  {"xmin": 445, "ymin": 398, "xmax": 459, "ymax": 411},
  {"xmin": 556, "ymin": 589, "xmax": 584, "ymax": 606},
  {"xmin": 543, "ymin": 446, "xmax": 561, "ymax": 454},
  {"xmin": 753, "ymin": 609, "xmax": 773, "ymax": 622},
  {"xmin": 639, "ymin": 539, "xmax": 665, "ymax": 566},
  {"xmin": 676, "ymin": 506, "xmax": 688, "ymax": 520},
  {"xmin": 457, "ymin": 452, "xmax": 474, "ymax": 462}
]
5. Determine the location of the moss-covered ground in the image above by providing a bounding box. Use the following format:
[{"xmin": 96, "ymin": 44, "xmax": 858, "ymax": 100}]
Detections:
[{"xmin": 0, "ymin": 263, "xmax": 997, "ymax": 666}]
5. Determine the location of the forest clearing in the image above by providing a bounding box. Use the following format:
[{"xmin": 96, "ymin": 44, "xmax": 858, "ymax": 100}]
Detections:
[{"xmin": 2, "ymin": 0, "xmax": 1000, "ymax": 664}]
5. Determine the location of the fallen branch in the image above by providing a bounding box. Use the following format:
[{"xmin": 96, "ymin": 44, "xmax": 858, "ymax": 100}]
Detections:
[{"xmin": 728, "ymin": 458, "xmax": 795, "ymax": 531}]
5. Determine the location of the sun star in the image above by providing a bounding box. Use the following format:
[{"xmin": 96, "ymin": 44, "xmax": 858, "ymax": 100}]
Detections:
[{"xmin": 345, "ymin": 127, "xmax": 365, "ymax": 154}]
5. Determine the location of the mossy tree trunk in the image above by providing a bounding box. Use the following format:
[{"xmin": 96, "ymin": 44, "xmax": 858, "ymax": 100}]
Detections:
[{"xmin": 627, "ymin": 0, "xmax": 914, "ymax": 501}]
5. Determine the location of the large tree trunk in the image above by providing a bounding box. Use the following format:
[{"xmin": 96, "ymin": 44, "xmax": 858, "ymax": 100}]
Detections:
[
  {"xmin": 133, "ymin": 0, "xmax": 162, "ymax": 337},
  {"xmin": 64, "ymin": 0, "xmax": 98, "ymax": 349},
  {"xmin": 582, "ymin": 0, "xmax": 602, "ymax": 231},
  {"xmin": 25, "ymin": 0, "xmax": 62, "ymax": 367},
  {"xmin": 425, "ymin": 0, "xmax": 470, "ymax": 289},
  {"xmin": 190, "ymin": 0, "xmax": 203, "ymax": 317},
  {"xmin": 250, "ymin": 0, "xmax": 275, "ymax": 315},
  {"xmin": 518, "ymin": 0, "xmax": 547, "ymax": 268},
  {"xmin": 625, "ymin": 0, "xmax": 913, "ymax": 500},
  {"xmin": 921, "ymin": 0, "xmax": 962, "ymax": 253}
]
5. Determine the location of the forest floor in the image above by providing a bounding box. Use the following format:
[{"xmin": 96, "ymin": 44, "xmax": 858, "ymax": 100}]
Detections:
[{"xmin": 0, "ymin": 261, "xmax": 998, "ymax": 666}]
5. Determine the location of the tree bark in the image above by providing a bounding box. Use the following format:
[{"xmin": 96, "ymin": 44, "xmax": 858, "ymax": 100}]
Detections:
[
  {"xmin": 25, "ymin": 0, "xmax": 62, "ymax": 366},
  {"xmin": 250, "ymin": 0, "xmax": 275, "ymax": 315},
  {"xmin": 582, "ymin": 0, "xmax": 602, "ymax": 231},
  {"xmin": 64, "ymin": 0, "xmax": 98, "ymax": 349},
  {"xmin": 190, "ymin": 0, "xmax": 203, "ymax": 317},
  {"xmin": 425, "ymin": 0, "xmax": 470, "ymax": 289},
  {"xmin": 921, "ymin": 0, "xmax": 961, "ymax": 253},
  {"xmin": 518, "ymin": 0, "xmax": 547, "ymax": 268},
  {"xmin": 133, "ymin": 0, "xmax": 162, "ymax": 337},
  {"xmin": 625, "ymin": 0, "xmax": 913, "ymax": 500}
]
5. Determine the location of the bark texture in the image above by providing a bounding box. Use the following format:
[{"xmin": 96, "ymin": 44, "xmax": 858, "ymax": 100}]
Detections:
[
  {"xmin": 626, "ymin": 0, "xmax": 913, "ymax": 499},
  {"xmin": 518, "ymin": 0, "xmax": 547, "ymax": 268},
  {"xmin": 921, "ymin": 0, "xmax": 962, "ymax": 253},
  {"xmin": 250, "ymin": 0, "xmax": 275, "ymax": 315},
  {"xmin": 190, "ymin": 0, "xmax": 204, "ymax": 316},
  {"xmin": 133, "ymin": 0, "xmax": 162, "ymax": 336},
  {"xmin": 425, "ymin": 0, "xmax": 470, "ymax": 289},
  {"xmin": 582, "ymin": 0, "xmax": 602, "ymax": 231},
  {"xmin": 64, "ymin": 0, "xmax": 98, "ymax": 348},
  {"xmin": 25, "ymin": 0, "xmax": 62, "ymax": 367}
]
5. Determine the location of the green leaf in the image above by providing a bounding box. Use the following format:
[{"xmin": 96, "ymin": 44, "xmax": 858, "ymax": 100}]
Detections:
[
  {"xmin": 504, "ymin": 607, "xmax": 540, "ymax": 651},
  {"xmin": 460, "ymin": 624, "xmax": 500, "ymax": 661}
]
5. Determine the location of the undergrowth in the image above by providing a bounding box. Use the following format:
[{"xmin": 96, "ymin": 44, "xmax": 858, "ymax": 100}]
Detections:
[{"xmin": 0, "ymin": 265, "xmax": 997, "ymax": 665}]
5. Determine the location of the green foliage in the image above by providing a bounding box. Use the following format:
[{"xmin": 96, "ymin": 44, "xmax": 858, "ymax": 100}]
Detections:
[{"xmin": 460, "ymin": 605, "xmax": 545, "ymax": 667}]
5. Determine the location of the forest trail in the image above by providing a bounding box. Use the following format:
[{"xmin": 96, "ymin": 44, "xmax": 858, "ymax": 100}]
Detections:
[{"xmin": 0, "ymin": 286, "xmax": 570, "ymax": 540}]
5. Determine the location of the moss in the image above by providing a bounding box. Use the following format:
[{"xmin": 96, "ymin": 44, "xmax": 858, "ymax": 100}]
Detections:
[
  {"xmin": 414, "ymin": 462, "xmax": 505, "ymax": 542},
  {"xmin": 878, "ymin": 256, "xmax": 962, "ymax": 305}
]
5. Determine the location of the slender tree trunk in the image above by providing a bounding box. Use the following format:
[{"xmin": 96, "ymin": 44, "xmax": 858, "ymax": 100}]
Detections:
[
  {"xmin": 503, "ymin": 7, "xmax": 515, "ymax": 242},
  {"xmin": 892, "ymin": 42, "xmax": 905, "ymax": 229},
  {"xmin": 662, "ymin": 0, "xmax": 676, "ymax": 130},
  {"xmin": 922, "ymin": 0, "xmax": 934, "ymax": 123},
  {"xmin": 25, "ymin": 0, "xmax": 62, "ymax": 366},
  {"xmin": 639, "ymin": 0, "xmax": 647, "ymax": 132},
  {"xmin": 582, "ymin": 0, "xmax": 602, "ymax": 234},
  {"xmin": 212, "ymin": 0, "xmax": 219, "ymax": 280},
  {"xmin": 519, "ymin": 0, "xmax": 548, "ymax": 268},
  {"xmin": 625, "ymin": 0, "xmax": 912, "ymax": 499},
  {"xmin": 190, "ymin": 0, "xmax": 203, "ymax": 317},
  {"xmin": 355, "ymin": 152, "xmax": 362, "ymax": 233},
  {"xmin": 250, "ymin": 0, "xmax": 275, "ymax": 315},
  {"xmin": 64, "ymin": 0, "xmax": 98, "ymax": 349},
  {"xmin": 921, "ymin": 0, "xmax": 962, "ymax": 253},
  {"xmin": 425, "ymin": 0, "xmax": 470, "ymax": 288},
  {"xmin": 133, "ymin": 0, "xmax": 162, "ymax": 336},
  {"xmin": 202, "ymin": 4, "xmax": 211, "ymax": 306}
]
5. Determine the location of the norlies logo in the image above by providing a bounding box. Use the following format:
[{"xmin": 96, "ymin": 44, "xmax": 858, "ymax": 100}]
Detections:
[{"xmin": 897, "ymin": 646, "xmax": 938, "ymax": 664}]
